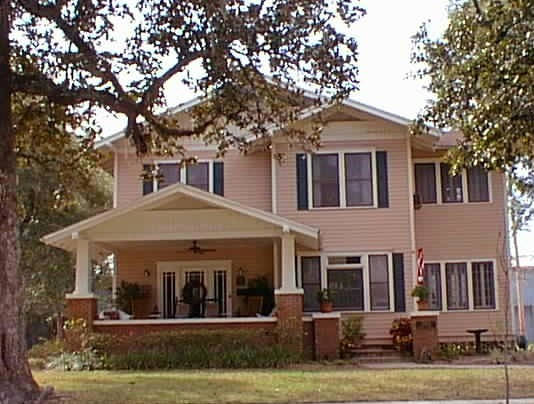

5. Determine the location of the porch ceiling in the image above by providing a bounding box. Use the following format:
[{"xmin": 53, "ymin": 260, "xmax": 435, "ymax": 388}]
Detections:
[{"xmin": 42, "ymin": 182, "xmax": 319, "ymax": 252}]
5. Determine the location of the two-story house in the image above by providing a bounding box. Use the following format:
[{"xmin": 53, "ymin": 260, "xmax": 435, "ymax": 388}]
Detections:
[{"xmin": 43, "ymin": 98, "xmax": 508, "ymax": 351}]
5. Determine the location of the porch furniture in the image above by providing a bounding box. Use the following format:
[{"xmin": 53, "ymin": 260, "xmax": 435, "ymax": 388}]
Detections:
[
  {"xmin": 205, "ymin": 301, "xmax": 219, "ymax": 317},
  {"xmin": 247, "ymin": 296, "xmax": 264, "ymax": 317},
  {"xmin": 467, "ymin": 328, "xmax": 488, "ymax": 353}
]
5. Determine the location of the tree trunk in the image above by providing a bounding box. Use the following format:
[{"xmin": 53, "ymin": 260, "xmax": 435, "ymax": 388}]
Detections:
[{"xmin": 0, "ymin": 0, "xmax": 40, "ymax": 402}]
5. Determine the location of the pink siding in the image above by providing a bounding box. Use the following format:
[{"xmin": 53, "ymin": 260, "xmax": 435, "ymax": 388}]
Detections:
[
  {"xmin": 414, "ymin": 173, "xmax": 507, "ymax": 339},
  {"xmin": 116, "ymin": 244, "xmax": 273, "ymax": 318},
  {"xmin": 277, "ymin": 138, "xmax": 412, "ymax": 252},
  {"xmin": 115, "ymin": 148, "xmax": 272, "ymax": 212}
]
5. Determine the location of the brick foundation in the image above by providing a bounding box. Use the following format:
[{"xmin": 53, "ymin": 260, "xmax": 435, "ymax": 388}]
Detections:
[
  {"xmin": 410, "ymin": 312, "xmax": 439, "ymax": 361},
  {"xmin": 275, "ymin": 291, "xmax": 304, "ymax": 351},
  {"xmin": 313, "ymin": 313, "xmax": 340, "ymax": 360},
  {"xmin": 66, "ymin": 297, "xmax": 98, "ymax": 329}
]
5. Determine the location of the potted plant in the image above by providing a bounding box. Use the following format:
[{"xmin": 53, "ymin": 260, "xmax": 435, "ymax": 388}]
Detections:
[
  {"xmin": 317, "ymin": 289, "xmax": 334, "ymax": 313},
  {"xmin": 411, "ymin": 284, "xmax": 430, "ymax": 310}
]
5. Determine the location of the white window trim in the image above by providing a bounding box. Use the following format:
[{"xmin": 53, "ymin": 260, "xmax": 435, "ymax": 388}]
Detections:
[
  {"xmin": 307, "ymin": 149, "xmax": 378, "ymax": 210},
  {"xmin": 297, "ymin": 251, "xmax": 395, "ymax": 313},
  {"xmin": 152, "ymin": 159, "xmax": 217, "ymax": 192},
  {"xmin": 425, "ymin": 258, "xmax": 499, "ymax": 312},
  {"xmin": 413, "ymin": 158, "xmax": 493, "ymax": 205}
]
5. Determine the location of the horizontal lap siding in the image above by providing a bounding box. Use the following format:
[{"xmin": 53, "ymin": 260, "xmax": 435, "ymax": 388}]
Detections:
[
  {"xmin": 415, "ymin": 173, "xmax": 507, "ymax": 339},
  {"xmin": 277, "ymin": 138, "xmax": 411, "ymax": 252},
  {"xmin": 116, "ymin": 146, "xmax": 272, "ymax": 212},
  {"xmin": 117, "ymin": 245, "xmax": 273, "ymax": 318}
]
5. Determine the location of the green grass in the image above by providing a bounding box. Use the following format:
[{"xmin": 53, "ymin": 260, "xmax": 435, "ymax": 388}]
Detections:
[{"xmin": 35, "ymin": 367, "xmax": 534, "ymax": 403}]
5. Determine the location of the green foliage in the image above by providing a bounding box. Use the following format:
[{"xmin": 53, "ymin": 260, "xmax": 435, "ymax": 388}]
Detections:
[
  {"xmin": 412, "ymin": 0, "xmax": 534, "ymax": 184},
  {"xmin": 90, "ymin": 329, "xmax": 301, "ymax": 370},
  {"xmin": 340, "ymin": 316, "xmax": 365, "ymax": 354},
  {"xmin": 317, "ymin": 288, "xmax": 333, "ymax": 303},
  {"xmin": 410, "ymin": 285, "xmax": 430, "ymax": 301},
  {"xmin": 115, "ymin": 281, "xmax": 147, "ymax": 315},
  {"xmin": 46, "ymin": 349, "xmax": 105, "ymax": 371},
  {"xmin": 28, "ymin": 339, "xmax": 65, "ymax": 360},
  {"xmin": 390, "ymin": 318, "xmax": 413, "ymax": 353}
]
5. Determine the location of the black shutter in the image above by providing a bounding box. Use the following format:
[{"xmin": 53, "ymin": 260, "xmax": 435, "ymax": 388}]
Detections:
[
  {"xmin": 392, "ymin": 253, "xmax": 406, "ymax": 312},
  {"xmin": 142, "ymin": 164, "xmax": 154, "ymax": 195},
  {"xmin": 296, "ymin": 153, "xmax": 308, "ymax": 210},
  {"xmin": 213, "ymin": 162, "xmax": 224, "ymax": 196},
  {"xmin": 376, "ymin": 151, "xmax": 389, "ymax": 208}
]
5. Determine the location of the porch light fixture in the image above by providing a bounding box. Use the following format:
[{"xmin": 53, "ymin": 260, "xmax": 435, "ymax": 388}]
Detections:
[{"xmin": 144, "ymin": 269, "xmax": 151, "ymax": 278}]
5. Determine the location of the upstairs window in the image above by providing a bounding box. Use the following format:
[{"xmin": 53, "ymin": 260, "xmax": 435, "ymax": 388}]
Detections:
[
  {"xmin": 345, "ymin": 153, "xmax": 373, "ymax": 206},
  {"xmin": 186, "ymin": 162, "xmax": 209, "ymax": 191},
  {"xmin": 414, "ymin": 161, "xmax": 490, "ymax": 204},
  {"xmin": 414, "ymin": 163, "xmax": 437, "ymax": 204},
  {"xmin": 309, "ymin": 151, "xmax": 377, "ymax": 209},
  {"xmin": 142, "ymin": 160, "xmax": 223, "ymax": 196},
  {"xmin": 440, "ymin": 163, "xmax": 463, "ymax": 203},
  {"xmin": 312, "ymin": 154, "xmax": 340, "ymax": 208},
  {"xmin": 467, "ymin": 166, "xmax": 490, "ymax": 202}
]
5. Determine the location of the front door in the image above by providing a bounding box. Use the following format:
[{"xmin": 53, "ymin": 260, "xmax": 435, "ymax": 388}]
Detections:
[{"xmin": 159, "ymin": 261, "xmax": 231, "ymax": 319}]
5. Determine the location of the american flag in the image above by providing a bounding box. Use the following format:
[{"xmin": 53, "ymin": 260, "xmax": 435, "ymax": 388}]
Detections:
[{"xmin": 416, "ymin": 248, "xmax": 425, "ymax": 285}]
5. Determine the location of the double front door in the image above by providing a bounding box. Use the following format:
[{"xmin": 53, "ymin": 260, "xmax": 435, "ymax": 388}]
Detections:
[{"xmin": 158, "ymin": 261, "xmax": 231, "ymax": 318}]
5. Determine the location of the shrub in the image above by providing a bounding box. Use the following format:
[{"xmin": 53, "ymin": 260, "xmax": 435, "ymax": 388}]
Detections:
[
  {"xmin": 340, "ymin": 316, "xmax": 365, "ymax": 355},
  {"xmin": 390, "ymin": 318, "xmax": 412, "ymax": 353},
  {"xmin": 47, "ymin": 349, "xmax": 105, "ymax": 371},
  {"xmin": 28, "ymin": 339, "xmax": 65, "ymax": 360},
  {"xmin": 90, "ymin": 329, "xmax": 301, "ymax": 370}
]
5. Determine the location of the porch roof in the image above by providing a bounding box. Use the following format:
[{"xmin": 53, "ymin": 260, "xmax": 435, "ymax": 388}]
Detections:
[{"xmin": 42, "ymin": 182, "xmax": 319, "ymax": 251}]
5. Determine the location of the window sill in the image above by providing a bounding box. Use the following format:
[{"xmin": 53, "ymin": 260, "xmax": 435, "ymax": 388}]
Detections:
[
  {"xmin": 418, "ymin": 201, "xmax": 493, "ymax": 207},
  {"xmin": 307, "ymin": 205, "xmax": 378, "ymax": 211}
]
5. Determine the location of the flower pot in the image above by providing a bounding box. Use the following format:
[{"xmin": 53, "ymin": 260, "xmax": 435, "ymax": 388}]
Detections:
[
  {"xmin": 417, "ymin": 300, "xmax": 429, "ymax": 311},
  {"xmin": 320, "ymin": 302, "xmax": 333, "ymax": 313}
]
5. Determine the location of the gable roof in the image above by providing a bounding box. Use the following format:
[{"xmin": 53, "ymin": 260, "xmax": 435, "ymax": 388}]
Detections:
[
  {"xmin": 42, "ymin": 182, "xmax": 320, "ymax": 251},
  {"xmin": 95, "ymin": 96, "xmax": 441, "ymax": 150}
]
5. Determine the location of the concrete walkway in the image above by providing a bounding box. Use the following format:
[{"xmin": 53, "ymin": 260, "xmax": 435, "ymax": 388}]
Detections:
[
  {"xmin": 320, "ymin": 400, "xmax": 534, "ymax": 404},
  {"xmin": 362, "ymin": 362, "xmax": 534, "ymax": 369}
]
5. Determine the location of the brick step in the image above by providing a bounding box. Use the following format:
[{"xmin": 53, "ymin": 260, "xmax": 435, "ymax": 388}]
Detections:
[{"xmin": 349, "ymin": 348, "xmax": 399, "ymax": 357}]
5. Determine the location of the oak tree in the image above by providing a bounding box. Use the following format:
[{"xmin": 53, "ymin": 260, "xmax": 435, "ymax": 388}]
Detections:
[
  {"xmin": 0, "ymin": 0, "xmax": 364, "ymax": 401},
  {"xmin": 412, "ymin": 0, "xmax": 533, "ymax": 182}
]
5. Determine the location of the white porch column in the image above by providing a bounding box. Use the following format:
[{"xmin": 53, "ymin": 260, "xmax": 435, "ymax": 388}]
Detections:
[
  {"xmin": 67, "ymin": 239, "xmax": 95, "ymax": 298},
  {"xmin": 277, "ymin": 233, "xmax": 302, "ymax": 294}
]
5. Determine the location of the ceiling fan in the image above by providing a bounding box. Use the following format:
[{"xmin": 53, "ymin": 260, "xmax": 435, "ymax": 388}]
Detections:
[{"xmin": 183, "ymin": 240, "xmax": 216, "ymax": 254}]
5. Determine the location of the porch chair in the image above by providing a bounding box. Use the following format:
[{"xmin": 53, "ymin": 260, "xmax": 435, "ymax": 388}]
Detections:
[{"xmin": 246, "ymin": 296, "xmax": 263, "ymax": 317}]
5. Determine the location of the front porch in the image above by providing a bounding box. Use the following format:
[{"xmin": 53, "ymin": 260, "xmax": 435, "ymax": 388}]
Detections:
[{"xmin": 42, "ymin": 182, "xmax": 319, "ymax": 327}]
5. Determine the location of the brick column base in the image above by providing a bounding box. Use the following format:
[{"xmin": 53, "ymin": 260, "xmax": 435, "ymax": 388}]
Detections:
[
  {"xmin": 410, "ymin": 312, "xmax": 439, "ymax": 361},
  {"xmin": 275, "ymin": 291, "xmax": 304, "ymax": 352},
  {"xmin": 66, "ymin": 297, "xmax": 98, "ymax": 330},
  {"xmin": 313, "ymin": 312, "xmax": 340, "ymax": 360}
]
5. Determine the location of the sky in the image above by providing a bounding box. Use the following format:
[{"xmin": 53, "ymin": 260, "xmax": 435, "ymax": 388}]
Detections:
[{"xmin": 96, "ymin": 0, "xmax": 534, "ymax": 265}]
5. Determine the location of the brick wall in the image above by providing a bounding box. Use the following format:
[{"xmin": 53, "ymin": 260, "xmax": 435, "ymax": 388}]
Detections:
[
  {"xmin": 313, "ymin": 314, "xmax": 340, "ymax": 360},
  {"xmin": 66, "ymin": 298, "xmax": 98, "ymax": 329}
]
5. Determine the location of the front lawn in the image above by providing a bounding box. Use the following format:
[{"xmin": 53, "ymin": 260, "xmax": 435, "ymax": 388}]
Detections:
[{"xmin": 35, "ymin": 367, "xmax": 534, "ymax": 403}]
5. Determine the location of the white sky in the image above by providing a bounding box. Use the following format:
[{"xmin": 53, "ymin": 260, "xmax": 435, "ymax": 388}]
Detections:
[{"xmin": 96, "ymin": 0, "xmax": 534, "ymax": 264}]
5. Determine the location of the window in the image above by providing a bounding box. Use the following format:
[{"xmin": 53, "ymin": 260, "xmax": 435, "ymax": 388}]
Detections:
[
  {"xmin": 143, "ymin": 160, "xmax": 223, "ymax": 195},
  {"xmin": 308, "ymin": 151, "xmax": 378, "ymax": 209},
  {"xmin": 424, "ymin": 263, "xmax": 442, "ymax": 310},
  {"xmin": 415, "ymin": 163, "xmax": 437, "ymax": 203},
  {"xmin": 158, "ymin": 163, "xmax": 180, "ymax": 189},
  {"xmin": 345, "ymin": 153, "xmax": 373, "ymax": 206},
  {"xmin": 467, "ymin": 166, "xmax": 490, "ymax": 202},
  {"xmin": 187, "ymin": 162, "xmax": 209, "ymax": 191},
  {"xmin": 312, "ymin": 154, "xmax": 340, "ymax": 207},
  {"xmin": 301, "ymin": 257, "xmax": 321, "ymax": 311},
  {"xmin": 328, "ymin": 269, "xmax": 364, "ymax": 310},
  {"xmin": 328, "ymin": 256, "xmax": 361, "ymax": 265},
  {"xmin": 446, "ymin": 263, "xmax": 469, "ymax": 310},
  {"xmin": 472, "ymin": 261, "xmax": 496, "ymax": 309},
  {"xmin": 368, "ymin": 254, "xmax": 389, "ymax": 311},
  {"xmin": 440, "ymin": 163, "xmax": 463, "ymax": 203}
]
